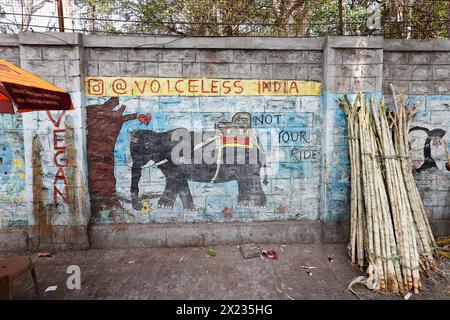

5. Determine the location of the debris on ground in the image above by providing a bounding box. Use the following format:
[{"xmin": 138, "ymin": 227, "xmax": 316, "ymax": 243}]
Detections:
[
  {"xmin": 404, "ymin": 292, "xmax": 413, "ymax": 300},
  {"xmin": 238, "ymin": 243, "xmax": 261, "ymax": 259},
  {"xmin": 436, "ymin": 248, "xmax": 450, "ymax": 259},
  {"xmin": 436, "ymin": 236, "xmax": 450, "ymax": 246},
  {"xmin": 206, "ymin": 249, "xmax": 217, "ymax": 257},
  {"xmin": 127, "ymin": 260, "xmax": 135, "ymax": 264},
  {"xmin": 276, "ymin": 283, "xmax": 296, "ymax": 300},
  {"xmin": 328, "ymin": 257, "xmax": 334, "ymax": 263},
  {"xmin": 285, "ymin": 293, "xmax": 295, "ymax": 300},
  {"xmin": 280, "ymin": 245, "xmax": 286, "ymax": 253},
  {"xmin": 38, "ymin": 252, "xmax": 52, "ymax": 258},
  {"xmin": 347, "ymin": 276, "xmax": 366, "ymax": 300},
  {"xmin": 178, "ymin": 256, "xmax": 184, "ymax": 263},
  {"xmin": 262, "ymin": 249, "xmax": 277, "ymax": 260},
  {"xmin": 301, "ymin": 265, "xmax": 316, "ymax": 276},
  {"xmin": 436, "ymin": 236, "xmax": 450, "ymax": 259},
  {"xmin": 44, "ymin": 285, "xmax": 58, "ymax": 293}
]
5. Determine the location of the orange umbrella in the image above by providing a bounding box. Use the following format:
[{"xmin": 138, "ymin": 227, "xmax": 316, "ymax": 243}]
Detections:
[
  {"xmin": 0, "ymin": 85, "xmax": 14, "ymax": 113},
  {"xmin": 0, "ymin": 59, "xmax": 74, "ymax": 113}
]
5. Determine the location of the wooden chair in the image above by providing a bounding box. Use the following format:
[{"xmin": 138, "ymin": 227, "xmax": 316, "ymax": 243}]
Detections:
[{"xmin": 0, "ymin": 256, "xmax": 40, "ymax": 300}]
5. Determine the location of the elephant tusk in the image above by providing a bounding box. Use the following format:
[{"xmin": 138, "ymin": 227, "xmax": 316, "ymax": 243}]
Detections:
[
  {"xmin": 249, "ymin": 129, "xmax": 265, "ymax": 155},
  {"xmin": 125, "ymin": 160, "xmax": 153, "ymax": 168},
  {"xmin": 153, "ymin": 159, "xmax": 168, "ymax": 167},
  {"xmin": 140, "ymin": 160, "xmax": 155, "ymax": 168},
  {"xmin": 126, "ymin": 158, "xmax": 168, "ymax": 168},
  {"xmin": 209, "ymin": 146, "xmax": 223, "ymax": 184}
]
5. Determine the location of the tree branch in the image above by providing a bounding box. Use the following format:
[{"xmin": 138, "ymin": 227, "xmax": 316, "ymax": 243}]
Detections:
[{"xmin": 122, "ymin": 113, "xmax": 137, "ymax": 123}]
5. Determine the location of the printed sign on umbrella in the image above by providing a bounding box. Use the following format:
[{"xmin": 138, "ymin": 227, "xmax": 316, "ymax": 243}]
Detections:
[{"xmin": 0, "ymin": 59, "xmax": 74, "ymax": 113}]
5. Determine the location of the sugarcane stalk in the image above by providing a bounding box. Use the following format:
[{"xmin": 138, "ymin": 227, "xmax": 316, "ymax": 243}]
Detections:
[
  {"xmin": 339, "ymin": 94, "xmax": 366, "ymax": 269},
  {"xmin": 355, "ymin": 113, "xmax": 365, "ymax": 269},
  {"xmin": 371, "ymin": 96, "xmax": 402, "ymax": 293},
  {"xmin": 353, "ymin": 95, "xmax": 365, "ymax": 269},
  {"xmin": 370, "ymin": 144, "xmax": 385, "ymax": 289},
  {"xmin": 377, "ymin": 100, "xmax": 408, "ymax": 290},
  {"xmin": 339, "ymin": 97, "xmax": 358, "ymax": 265},
  {"xmin": 445, "ymin": 140, "xmax": 450, "ymax": 170},
  {"xmin": 360, "ymin": 102, "xmax": 377, "ymax": 286},
  {"xmin": 380, "ymin": 101, "xmax": 405, "ymax": 293}
]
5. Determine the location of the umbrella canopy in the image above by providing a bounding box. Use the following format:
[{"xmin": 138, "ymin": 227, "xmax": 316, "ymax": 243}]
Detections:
[
  {"xmin": 0, "ymin": 59, "xmax": 74, "ymax": 113},
  {"xmin": 0, "ymin": 85, "xmax": 14, "ymax": 113}
]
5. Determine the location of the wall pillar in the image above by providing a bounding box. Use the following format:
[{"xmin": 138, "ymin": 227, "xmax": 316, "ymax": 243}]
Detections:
[
  {"xmin": 18, "ymin": 32, "xmax": 89, "ymax": 250},
  {"xmin": 321, "ymin": 36, "xmax": 384, "ymax": 223}
]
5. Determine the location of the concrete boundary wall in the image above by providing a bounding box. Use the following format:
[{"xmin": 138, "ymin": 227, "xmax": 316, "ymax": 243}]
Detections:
[
  {"xmin": 0, "ymin": 33, "xmax": 449, "ymax": 251},
  {"xmin": 4, "ymin": 33, "xmax": 450, "ymax": 50}
]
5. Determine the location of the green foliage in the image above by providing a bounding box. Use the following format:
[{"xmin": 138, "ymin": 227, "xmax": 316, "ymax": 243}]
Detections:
[
  {"xmin": 307, "ymin": 0, "xmax": 374, "ymax": 36},
  {"xmin": 409, "ymin": 0, "xmax": 450, "ymax": 39},
  {"xmin": 74, "ymin": 0, "xmax": 450, "ymax": 38},
  {"xmin": 76, "ymin": 0, "xmax": 314, "ymax": 36},
  {"xmin": 75, "ymin": 0, "xmax": 120, "ymax": 33},
  {"xmin": 379, "ymin": 0, "xmax": 450, "ymax": 39}
]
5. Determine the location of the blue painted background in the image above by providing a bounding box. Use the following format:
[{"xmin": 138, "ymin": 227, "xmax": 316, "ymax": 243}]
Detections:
[
  {"xmin": 87, "ymin": 95, "xmax": 323, "ymax": 223},
  {"xmin": 0, "ymin": 113, "xmax": 27, "ymax": 227}
]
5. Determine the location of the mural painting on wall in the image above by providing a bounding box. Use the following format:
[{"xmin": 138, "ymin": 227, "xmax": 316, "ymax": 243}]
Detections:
[
  {"xmin": 0, "ymin": 114, "xmax": 26, "ymax": 227},
  {"xmin": 409, "ymin": 126, "xmax": 448, "ymax": 172},
  {"xmin": 130, "ymin": 111, "xmax": 267, "ymax": 211},
  {"xmin": 85, "ymin": 77, "xmax": 322, "ymax": 223}
]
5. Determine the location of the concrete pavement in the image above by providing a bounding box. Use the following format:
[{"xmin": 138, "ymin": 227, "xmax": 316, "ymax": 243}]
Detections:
[{"xmin": 1, "ymin": 244, "xmax": 448, "ymax": 300}]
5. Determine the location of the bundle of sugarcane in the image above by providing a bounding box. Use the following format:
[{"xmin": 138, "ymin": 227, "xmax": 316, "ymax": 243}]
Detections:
[
  {"xmin": 339, "ymin": 85, "xmax": 437, "ymax": 295},
  {"xmin": 445, "ymin": 140, "xmax": 450, "ymax": 171}
]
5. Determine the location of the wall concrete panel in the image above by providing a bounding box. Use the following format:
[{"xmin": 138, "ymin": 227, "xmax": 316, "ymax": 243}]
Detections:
[{"xmin": 0, "ymin": 33, "xmax": 448, "ymax": 250}]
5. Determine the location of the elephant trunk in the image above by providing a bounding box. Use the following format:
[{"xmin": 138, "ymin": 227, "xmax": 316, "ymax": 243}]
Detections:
[{"xmin": 263, "ymin": 165, "xmax": 268, "ymax": 185}]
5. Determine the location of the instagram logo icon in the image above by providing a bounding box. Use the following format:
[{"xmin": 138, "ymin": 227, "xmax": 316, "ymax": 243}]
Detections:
[{"xmin": 87, "ymin": 78, "xmax": 105, "ymax": 96}]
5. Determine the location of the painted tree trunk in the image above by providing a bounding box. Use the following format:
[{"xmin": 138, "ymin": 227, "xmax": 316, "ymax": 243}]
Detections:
[{"xmin": 86, "ymin": 97, "xmax": 136, "ymax": 219}]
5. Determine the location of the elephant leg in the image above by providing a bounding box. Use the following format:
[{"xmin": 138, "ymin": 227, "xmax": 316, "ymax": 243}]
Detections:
[
  {"xmin": 178, "ymin": 178, "xmax": 195, "ymax": 210},
  {"xmin": 236, "ymin": 179, "xmax": 253, "ymax": 208},
  {"xmin": 158, "ymin": 173, "xmax": 181, "ymax": 209},
  {"xmin": 236, "ymin": 171, "xmax": 266, "ymax": 208},
  {"xmin": 131, "ymin": 165, "xmax": 143, "ymax": 210},
  {"xmin": 249, "ymin": 175, "xmax": 266, "ymax": 207},
  {"xmin": 236, "ymin": 179, "xmax": 250, "ymax": 206}
]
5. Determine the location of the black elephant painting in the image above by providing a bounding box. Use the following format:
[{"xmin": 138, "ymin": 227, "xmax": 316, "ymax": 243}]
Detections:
[
  {"xmin": 409, "ymin": 126, "xmax": 446, "ymax": 172},
  {"xmin": 129, "ymin": 113, "xmax": 267, "ymax": 210}
]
